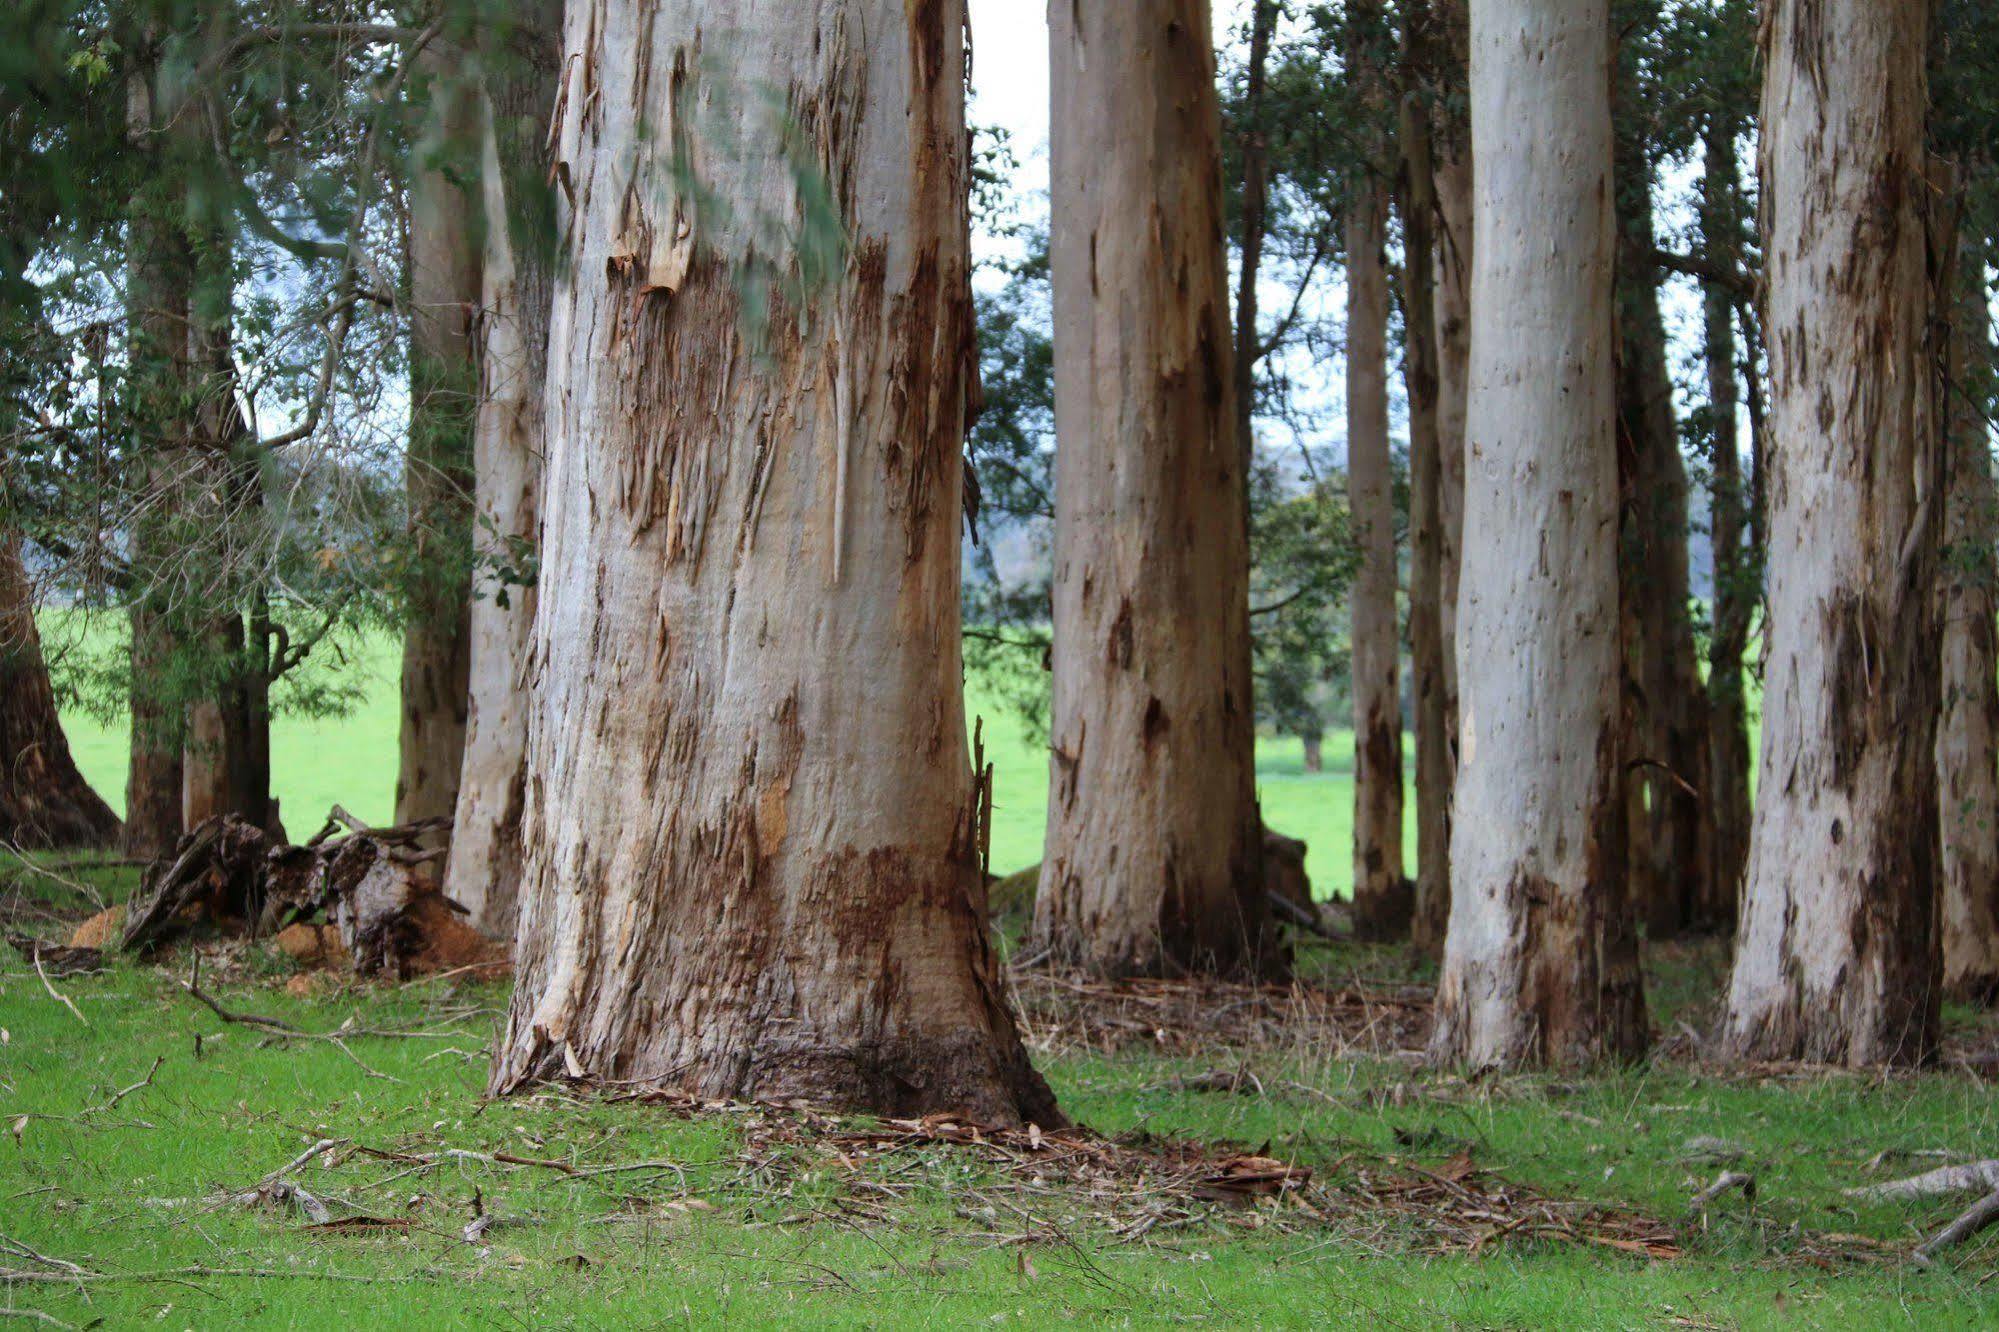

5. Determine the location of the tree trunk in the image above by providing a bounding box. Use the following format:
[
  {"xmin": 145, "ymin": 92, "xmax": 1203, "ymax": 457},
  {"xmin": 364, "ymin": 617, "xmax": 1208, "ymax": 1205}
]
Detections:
[
  {"xmin": 489, "ymin": 0, "xmax": 1056, "ymax": 1127},
  {"xmin": 396, "ymin": 40, "xmax": 480, "ymax": 830},
  {"xmin": 1938, "ymin": 234, "xmax": 1999, "ymax": 1002},
  {"xmin": 444, "ymin": 4, "xmax": 561, "ymax": 938},
  {"xmin": 1302, "ymin": 732, "xmax": 1324, "ymax": 774},
  {"xmin": 1423, "ymin": 0, "xmax": 1471, "ymax": 957},
  {"xmin": 1035, "ymin": 0, "xmax": 1274, "ymax": 979},
  {"xmin": 1401, "ymin": 18, "xmax": 1448, "ymax": 948},
  {"xmin": 1701, "ymin": 114, "xmax": 1752, "ymax": 930},
  {"xmin": 1232, "ymin": 0, "xmax": 1277, "ymax": 485},
  {"xmin": 0, "ymin": 536, "xmax": 120, "ymax": 848},
  {"xmin": 1612, "ymin": 121, "xmax": 1711, "ymax": 939},
  {"xmin": 1724, "ymin": 0, "xmax": 1939, "ymax": 1066},
  {"xmin": 122, "ymin": 51, "xmax": 190, "ymax": 862},
  {"xmin": 1430, "ymin": 0, "xmax": 1645, "ymax": 1068},
  {"xmin": 1347, "ymin": 175, "xmax": 1406, "ymax": 937}
]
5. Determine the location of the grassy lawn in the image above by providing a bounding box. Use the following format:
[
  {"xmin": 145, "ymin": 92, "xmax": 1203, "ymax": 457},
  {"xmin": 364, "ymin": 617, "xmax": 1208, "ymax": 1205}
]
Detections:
[
  {"xmin": 23, "ymin": 625, "xmax": 1971, "ymax": 1328},
  {"xmin": 2, "ymin": 899, "xmax": 1996, "ymax": 1328},
  {"xmin": 51, "ymin": 624, "xmax": 1411, "ymax": 900}
]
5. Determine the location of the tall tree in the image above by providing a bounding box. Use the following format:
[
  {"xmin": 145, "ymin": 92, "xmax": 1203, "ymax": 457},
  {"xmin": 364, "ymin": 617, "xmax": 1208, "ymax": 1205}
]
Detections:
[
  {"xmin": 121, "ymin": 31, "xmax": 193, "ymax": 861},
  {"xmin": 396, "ymin": 33, "xmax": 480, "ymax": 830},
  {"xmin": 1698, "ymin": 99, "xmax": 1754, "ymax": 932},
  {"xmin": 1420, "ymin": 0, "xmax": 1471, "ymax": 957},
  {"xmin": 1938, "ymin": 233, "xmax": 1999, "ymax": 1000},
  {"xmin": 1035, "ymin": 0, "xmax": 1274, "ymax": 977},
  {"xmin": 1724, "ymin": 0, "xmax": 1940, "ymax": 1066},
  {"xmin": 444, "ymin": 2, "xmax": 562, "ymax": 937},
  {"xmin": 1400, "ymin": 0, "xmax": 1449, "ymax": 948},
  {"xmin": 1346, "ymin": 165, "xmax": 1405, "ymax": 936},
  {"xmin": 0, "ymin": 533, "xmax": 119, "ymax": 848},
  {"xmin": 1612, "ymin": 18, "xmax": 1712, "ymax": 937},
  {"xmin": 489, "ymin": 0, "xmax": 1055, "ymax": 1125},
  {"xmin": 1430, "ymin": 0, "xmax": 1646, "ymax": 1067}
]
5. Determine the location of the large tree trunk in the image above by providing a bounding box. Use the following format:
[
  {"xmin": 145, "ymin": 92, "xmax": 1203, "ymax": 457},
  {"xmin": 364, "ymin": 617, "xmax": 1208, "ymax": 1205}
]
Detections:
[
  {"xmin": 1401, "ymin": 14, "xmax": 1448, "ymax": 948},
  {"xmin": 395, "ymin": 40, "xmax": 480, "ymax": 830},
  {"xmin": 1612, "ymin": 121, "xmax": 1712, "ymax": 939},
  {"xmin": 1423, "ymin": 0, "xmax": 1471, "ymax": 957},
  {"xmin": 1700, "ymin": 113, "xmax": 1752, "ymax": 933},
  {"xmin": 0, "ymin": 537, "xmax": 120, "ymax": 848},
  {"xmin": 1938, "ymin": 234, "xmax": 1999, "ymax": 1002},
  {"xmin": 122, "ymin": 52, "xmax": 190, "ymax": 862},
  {"xmin": 1724, "ymin": 0, "xmax": 1939, "ymax": 1066},
  {"xmin": 1346, "ymin": 175, "xmax": 1406, "ymax": 937},
  {"xmin": 1430, "ymin": 0, "xmax": 1645, "ymax": 1068},
  {"xmin": 1034, "ymin": 0, "xmax": 1274, "ymax": 978},
  {"xmin": 444, "ymin": 4, "xmax": 561, "ymax": 937},
  {"xmin": 489, "ymin": 0, "xmax": 1055, "ymax": 1126}
]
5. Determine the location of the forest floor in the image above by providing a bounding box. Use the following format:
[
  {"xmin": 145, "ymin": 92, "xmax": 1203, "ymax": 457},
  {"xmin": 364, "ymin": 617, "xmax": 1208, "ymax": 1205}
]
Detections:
[{"xmin": 3, "ymin": 858, "xmax": 1997, "ymax": 1329}]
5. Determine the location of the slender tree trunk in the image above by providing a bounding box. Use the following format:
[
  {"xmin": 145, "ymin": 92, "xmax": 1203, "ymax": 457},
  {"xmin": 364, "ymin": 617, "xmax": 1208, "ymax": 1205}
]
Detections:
[
  {"xmin": 1401, "ymin": 10, "xmax": 1448, "ymax": 948},
  {"xmin": 1035, "ymin": 0, "xmax": 1274, "ymax": 978},
  {"xmin": 490, "ymin": 0, "xmax": 1055, "ymax": 1126},
  {"xmin": 1701, "ymin": 115, "xmax": 1752, "ymax": 930},
  {"xmin": 1347, "ymin": 175, "xmax": 1406, "ymax": 937},
  {"xmin": 1431, "ymin": 0, "xmax": 1645, "ymax": 1068},
  {"xmin": 1724, "ymin": 0, "xmax": 1940, "ymax": 1066},
  {"xmin": 396, "ymin": 40, "xmax": 480, "ymax": 830},
  {"xmin": 1232, "ymin": 0, "xmax": 1277, "ymax": 484},
  {"xmin": 1938, "ymin": 234, "xmax": 1999, "ymax": 1002},
  {"xmin": 1423, "ymin": 0, "xmax": 1471, "ymax": 957},
  {"xmin": 444, "ymin": 3, "xmax": 561, "ymax": 937},
  {"xmin": 0, "ymin": 536, "xmax": 120, "ymax": 848},
  {"xmin": 1302, "ymin": 732, "xmax": 1324, "ymax": 774},
  {"xmin": 122, "ymin": 51, "xmax": 189, "ymax": 862},
  {"xmin": 1612, "ymin": 125, "xmax": 1711, "ymax": 939},
  {"xmin": 180, "ymin": 235, "xmax": 259, "ymax": 833}
]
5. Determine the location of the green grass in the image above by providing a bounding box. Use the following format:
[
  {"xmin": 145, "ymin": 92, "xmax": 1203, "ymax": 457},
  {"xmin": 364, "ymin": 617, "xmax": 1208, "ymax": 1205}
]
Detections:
[
  {"xmin": 53, "ymin": 626, "xmax": 1411, "ymax": 899},
  {"xmin": 2, "ymin": 926, "xmax": 1997, "ymax": 1328}
]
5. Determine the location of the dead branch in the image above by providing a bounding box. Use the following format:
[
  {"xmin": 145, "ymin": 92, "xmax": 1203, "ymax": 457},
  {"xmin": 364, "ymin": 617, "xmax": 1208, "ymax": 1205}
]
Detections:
[
  {"xmin": 0, "ymin": 842, "xmax": 106, "ymax": 911},
  {"xmin": 1913, "ymin": 1186, "xmax": 1999, "ymax": 1266},
  {"xmin": 30, "ymin": 948, "xmax": 85, "ymax": 1026},
  {"xmin": 1846, "ymin": 1159, "xmax": 1999, "ymax": 1201},
  {"xmin": 180, "ymin": 955, "xmax": 302, "ymax": 1034},
  {"xmin": 1685, "ymin": 1170, "xmax": 1756, "ymax": 1217}
]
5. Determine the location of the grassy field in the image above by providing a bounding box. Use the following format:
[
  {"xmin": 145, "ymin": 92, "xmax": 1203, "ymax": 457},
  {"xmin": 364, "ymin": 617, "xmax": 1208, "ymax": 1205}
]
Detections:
[
  {"xmin": 52, "ymin": 627, "xmax": 1412, "ymax": 900},
  {"xmin": 2, "ymin": 899, "xmax": 1996, "ymax": 1328},
  {"xmin": 9, "ymin": 631, "xmax": 1995, "ymax": 1328}
]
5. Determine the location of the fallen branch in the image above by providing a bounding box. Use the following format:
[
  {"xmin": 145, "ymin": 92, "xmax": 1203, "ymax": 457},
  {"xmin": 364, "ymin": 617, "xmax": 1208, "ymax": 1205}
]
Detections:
[
  {"xmin": 1914, "ymin": 1186, "xmax": 1999, "ymax": 1266},
  {"xmin": 90, "ymin": 1056, "xmax": 165, "ymax": 1116},
  {"xmin": 180, "ymin": 955, "xmax": 303, "ymax": 1034},
  {"xmin": 1847, "ymin": 1159, "xmax": 1999, "ymax": 1201},
  {"xmin": 1268, "ymin": 892, "xmax": 1343, "ymax": 940},
  {"xmin": 31, "ymin": 949, "xmax": 86, "ymax": 1027},
  {"xmin": 1686, "ymin": 1170, "xmax": 1756, "ymax": 1217},
  {"xmin": 0, "ymin": 842, "xmax": 106, "ymax": 911}
]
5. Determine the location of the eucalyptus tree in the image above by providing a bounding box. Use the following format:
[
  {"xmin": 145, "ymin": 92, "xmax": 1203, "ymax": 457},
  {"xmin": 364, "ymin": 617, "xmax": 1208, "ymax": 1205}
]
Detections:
[
  {"xmin": 1431, "ymin": 0, "xmax": 1646, "ymax": 1067},
  {"xmin": 1034, "ymin": 0, "xmax": 1274, "ymax": 977},
  {"xmin": 489, "ymin": 0, "xmax": 1056, "ymax": 1124},
  {"xmin": 1725, "ymin": 0, "xmax": 1940, "ymax": 1065}
]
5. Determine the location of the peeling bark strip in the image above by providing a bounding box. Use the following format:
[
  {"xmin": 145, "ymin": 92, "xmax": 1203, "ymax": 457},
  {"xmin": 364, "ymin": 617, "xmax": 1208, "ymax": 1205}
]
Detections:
[
  {"xmin": 1724, "ymin": 0, "xmax": 1940, "ymax": 1067},
  {"xmin": 1346, "ymin": 176, "xmax": 1406, "ymax": 938},
  {"xmin": 1034, "ymin": 0, "xmax": 1276, "ymax": 979},
  {"xmin": 1430, "ymin": 0, "xmax": 1645, "ymax": 1069},
  {"xmin": 490, "ymin": 0, "xmax": 1055, "ymax": 1127},
  {"xmin": 1938, "ymin": 236, "xmax": 1999, "ymax": 1002},
  {"xmin": 445, "ymin": 1, "xmax": 563, "ymax": 938}
]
